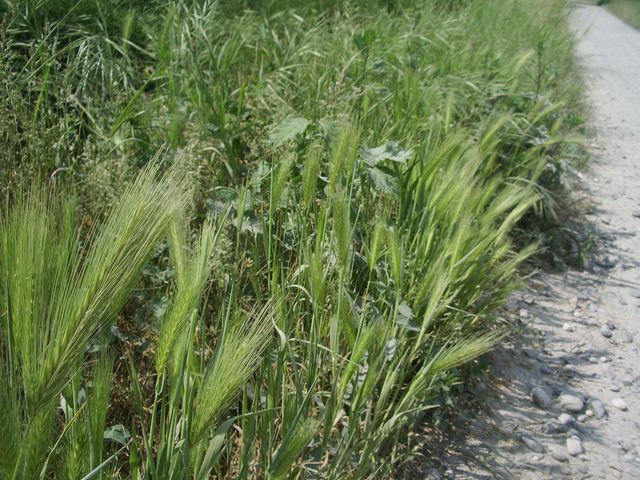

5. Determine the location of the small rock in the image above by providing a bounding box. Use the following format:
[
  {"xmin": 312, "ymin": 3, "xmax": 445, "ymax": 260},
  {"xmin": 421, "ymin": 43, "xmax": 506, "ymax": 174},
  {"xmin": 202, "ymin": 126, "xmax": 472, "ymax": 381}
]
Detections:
[
  {"xmin": 521, "ymin": 435, "xmax": 545, "ymax": 453},
  {"xmin": 585, "ymin": 409, "xmax": 594, "ymax": 417},
  {"xmin": 576, "ymin": 465, "xmax": 589, "ymax": 474},
  {"xmin": 611, "ymin": 398, "xmax": 628, "ymax": 411},
  {"xmin": 589, "ymin": 399, "xmax": 607, "ymax": 418},
  {"xmin": 544, "ymin": 421, "xmax": 569, "ymax": 434},
  {"xmin": 550, "ymin": 446, "xmax": 569, "ymax": 462},
  {"xmin": 589, "ymin": 356, "xmax": 598, "ymax": 364},
  {"xmin": 559, "ymin": 464, "xmax": 572, "ymax": 476},
  {"xmin": 558, "ymin": 413, "xmax": 575, "ymax": 425},
  {"xmin": 600, "ymin": 356, "xmax": 610, "ymax": 363},
  {"xmin": 567, "ymin": 436, "xmax": 583, "ymax": 456},
  {"xmin": 596, "ymin": 254, "xmax": 618, "ymax": 269},
  {"xmin": 601, "ymin": 325, "xmax": 613, "ymax": 338},
  {"xmin": 532, "ymin": 387, "xmax": 554, "ymax": 409},
  {"xmin": 577, "ymin": 414, "xmax": 587, "ymax": 422},
  {"xmin": 563, "ymin": 322, "xmax": 576, "ymax": 332},
  {"xmin": 585, "ymin": 317, "xmax": 599, "ymax": 326},
  {"xmin": 622, "ymin": 374, "xmax": 634, "ymax": 386},
  {"xmin": 559, "ymin": 394, "xmax": 584, "ymax": 413},
  {"xmin": 519, "ymin": 308, "xmax": 530, "ymax": 320},
  {"xmin": 610, "ymin": 383, "xmax": 621, "ymax": 392},
  {"xmin": 523, "ymin": 294, "xmax": 535, "ymax": 304}
]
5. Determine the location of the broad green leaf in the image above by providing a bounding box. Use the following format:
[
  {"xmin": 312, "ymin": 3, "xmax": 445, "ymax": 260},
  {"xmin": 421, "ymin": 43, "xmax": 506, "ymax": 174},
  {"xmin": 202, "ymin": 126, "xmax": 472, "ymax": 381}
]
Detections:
[
  {"xmin": 367, "ymin": 167, "xmax": 399, "ymax": 195},
  {"xmin": 268, "ymin": 116, "xmax": 310, "ymax": 147},
  {"xmin": 360, "ymin": 141, "xmax": 413, "ymax": 166},
  {"xmin": 103, "ymin": 424, "xmax": 131, "ymax": 445},
  {"xmin": 354, "ymin": 28, "xmax": 376, "ymax": 50},
  {"xmin": 396, "ymin": 302, "xmax": 420, "ymax": 333}
]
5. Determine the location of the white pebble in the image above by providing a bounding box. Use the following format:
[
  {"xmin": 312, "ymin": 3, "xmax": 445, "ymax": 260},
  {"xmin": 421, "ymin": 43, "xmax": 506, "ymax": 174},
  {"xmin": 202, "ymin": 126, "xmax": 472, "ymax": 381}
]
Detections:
[{"xmin": 611, "ymin": 398, "xmax": 628, "ymax": 411}]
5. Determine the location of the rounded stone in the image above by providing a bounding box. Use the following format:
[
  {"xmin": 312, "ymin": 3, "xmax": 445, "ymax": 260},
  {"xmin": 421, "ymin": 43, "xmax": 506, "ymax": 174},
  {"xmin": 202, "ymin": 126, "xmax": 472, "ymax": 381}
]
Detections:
[
  {"xmin": 589, "ymin": 399, "xmax": 607, "ymax": 418},
  {"xmin": 559, "ymin": 394, "xmax": 584, "ymax": 413},
  {"xmin": 611, "ymin": 398, "xmax": 628, "ymax": 411},
  {"xmin": 521, "ymin": 435, "xmax": 545, "ymax": 454},
  {"xmin": 532, "ymin": 387, "xmax": 554, "ymax": 409},
  {"xmin": 550, "ymin": 446, "xmax": 569, "ymax": 462},
  {"xmin": 544, "ymin": 421, "xmax": 569, "ymax": 434},
  {"xmin": 558, "ymin": 413, "xmax": 575, "ymax": 425},
  {"xmin": 566, "ymin": 436, "xmax": 583, "ymax": 456}
]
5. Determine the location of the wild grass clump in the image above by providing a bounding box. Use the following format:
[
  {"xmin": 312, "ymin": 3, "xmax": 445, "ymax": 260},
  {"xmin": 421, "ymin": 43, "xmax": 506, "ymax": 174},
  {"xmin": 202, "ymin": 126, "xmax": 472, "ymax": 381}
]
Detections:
[
  {"xmin": 0, "ymin": 0, "xmax": 584, "ymax": 478},
  {"xmin": 604, "ymin": 0, "xmax": 640, "ymax": 31}
]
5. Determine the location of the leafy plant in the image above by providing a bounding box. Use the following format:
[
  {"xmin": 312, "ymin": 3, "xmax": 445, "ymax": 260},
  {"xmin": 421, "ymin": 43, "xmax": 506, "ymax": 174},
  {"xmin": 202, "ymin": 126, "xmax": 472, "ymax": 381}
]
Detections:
[{"xmin": 0, "ymin": 0, "xmax": 586, "ymax": 478}]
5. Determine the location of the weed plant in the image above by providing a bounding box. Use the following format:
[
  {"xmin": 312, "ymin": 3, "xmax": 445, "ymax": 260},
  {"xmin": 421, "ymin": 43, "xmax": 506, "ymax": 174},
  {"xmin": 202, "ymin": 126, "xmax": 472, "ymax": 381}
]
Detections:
[
  {"xmin": 604, "ymin": 0, "xmax": 640, "ymax": 30},
  {"xmin": 0, "ymin": 0, "xmax": 584, "ymax": 478}
]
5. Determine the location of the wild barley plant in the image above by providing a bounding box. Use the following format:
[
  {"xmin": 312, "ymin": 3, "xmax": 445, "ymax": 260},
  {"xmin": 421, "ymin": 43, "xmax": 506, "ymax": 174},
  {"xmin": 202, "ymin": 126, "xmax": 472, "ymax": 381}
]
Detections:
[{"xmin": 0, "ymin": 163, "xmax": 191, "ymax": 478}]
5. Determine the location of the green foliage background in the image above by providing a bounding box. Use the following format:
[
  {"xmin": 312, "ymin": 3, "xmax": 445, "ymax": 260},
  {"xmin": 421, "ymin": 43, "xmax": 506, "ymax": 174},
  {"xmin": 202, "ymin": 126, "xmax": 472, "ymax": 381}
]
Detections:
[{"xmin": 0, "ymin": 0, "xmax": 586, "ymax": 478}]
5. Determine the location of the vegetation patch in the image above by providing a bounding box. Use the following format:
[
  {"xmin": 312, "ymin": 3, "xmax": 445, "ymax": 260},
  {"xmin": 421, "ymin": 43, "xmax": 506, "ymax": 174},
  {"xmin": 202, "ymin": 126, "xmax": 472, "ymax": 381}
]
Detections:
[
  {"xmin": 605, "ymin": 0, "xmax": 640, "ymax": 29},
  {"xmin": 0, "ymin": 0, "xmax": 584, "ymax": 478}
]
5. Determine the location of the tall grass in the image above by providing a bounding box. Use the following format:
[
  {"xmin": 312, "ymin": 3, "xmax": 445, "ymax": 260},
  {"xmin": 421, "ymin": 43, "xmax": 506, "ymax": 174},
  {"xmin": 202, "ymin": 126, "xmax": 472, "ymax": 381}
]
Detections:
[
  {"xmin": 0, "ymin": 0, "xmax": 584, "ymax": 478},
  {"xmin": 605, "ymin": 0, "xmax": 640, "ymax": 30}
]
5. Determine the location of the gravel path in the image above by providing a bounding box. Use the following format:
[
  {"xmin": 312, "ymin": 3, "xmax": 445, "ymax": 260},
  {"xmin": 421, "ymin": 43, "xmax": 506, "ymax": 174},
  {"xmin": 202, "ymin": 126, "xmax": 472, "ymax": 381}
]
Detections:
[{"xmin": 404, "ymin": 5, "xmax": 640, "ymax": 479}]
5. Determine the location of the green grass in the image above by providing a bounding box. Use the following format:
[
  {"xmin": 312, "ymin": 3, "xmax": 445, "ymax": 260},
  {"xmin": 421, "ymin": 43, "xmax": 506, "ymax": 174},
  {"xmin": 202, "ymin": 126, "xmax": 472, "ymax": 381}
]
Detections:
[
  {"xmin": 606, "ymin": 0, "xmax": 640, "ymax": 29},
  {"xmin": 0, "ymin": 0, "xmax": 585, "ymax": 478}
]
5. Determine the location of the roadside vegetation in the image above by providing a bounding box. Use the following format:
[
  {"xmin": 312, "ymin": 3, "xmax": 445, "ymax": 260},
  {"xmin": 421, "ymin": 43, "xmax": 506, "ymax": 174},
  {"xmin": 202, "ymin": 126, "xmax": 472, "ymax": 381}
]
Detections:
[
  {"xmin": 603, "ymin": 0, "xmax": 640, "ymax": 29},
  {"xmin": 0, "ymin": 0, "xmax": 584, "ymax": 478}
]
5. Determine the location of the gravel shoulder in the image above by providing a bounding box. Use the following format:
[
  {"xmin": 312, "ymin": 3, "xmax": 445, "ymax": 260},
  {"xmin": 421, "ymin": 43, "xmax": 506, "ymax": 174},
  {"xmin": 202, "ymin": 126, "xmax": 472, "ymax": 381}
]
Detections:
[{"xmin": 405, "ymin": 5, "xmax": 640, "ymax": 479}]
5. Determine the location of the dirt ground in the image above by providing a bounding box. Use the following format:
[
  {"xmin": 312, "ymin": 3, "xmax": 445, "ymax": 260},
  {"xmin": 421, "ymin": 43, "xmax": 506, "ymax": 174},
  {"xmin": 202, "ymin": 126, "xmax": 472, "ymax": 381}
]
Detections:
[{"xmin": 404, "ymin": 5, "xmax": 640, "ymax": 479}]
